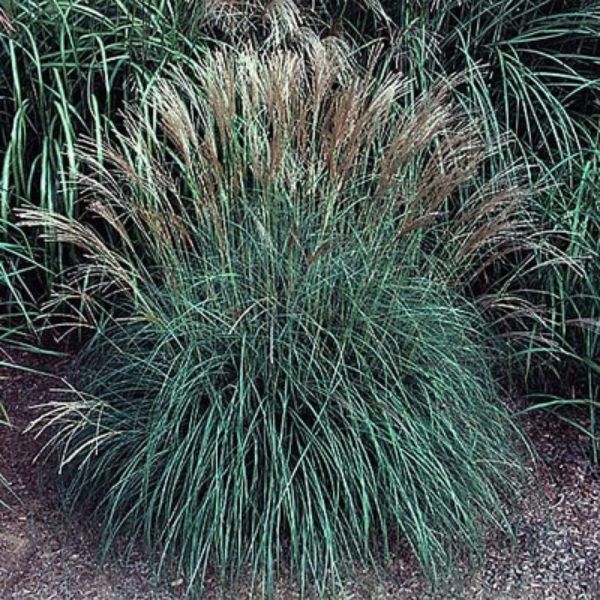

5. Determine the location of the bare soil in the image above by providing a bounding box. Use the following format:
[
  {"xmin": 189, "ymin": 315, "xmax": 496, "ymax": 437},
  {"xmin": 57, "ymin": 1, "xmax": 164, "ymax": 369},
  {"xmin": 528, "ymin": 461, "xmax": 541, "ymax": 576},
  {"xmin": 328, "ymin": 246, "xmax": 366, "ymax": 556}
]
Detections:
[{"xmin": 1, "ymin": 348, "xmax": 598, "ymax": 599}]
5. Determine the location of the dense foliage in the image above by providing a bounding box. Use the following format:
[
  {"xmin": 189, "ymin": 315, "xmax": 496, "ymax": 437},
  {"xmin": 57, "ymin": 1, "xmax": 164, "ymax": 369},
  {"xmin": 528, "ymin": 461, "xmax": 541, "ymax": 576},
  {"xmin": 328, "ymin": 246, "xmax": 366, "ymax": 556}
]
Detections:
[{"xmin": 27, "ymin": 47, "xmax": 528, "ymax": 594}]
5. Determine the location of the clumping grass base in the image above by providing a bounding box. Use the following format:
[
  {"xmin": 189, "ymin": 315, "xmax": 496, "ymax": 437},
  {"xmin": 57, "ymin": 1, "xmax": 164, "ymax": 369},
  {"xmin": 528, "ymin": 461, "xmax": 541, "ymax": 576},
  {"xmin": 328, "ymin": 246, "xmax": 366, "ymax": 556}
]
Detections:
[{"xmin": 49, "ymin": 269, "xmax": 524, "ymax": 595}]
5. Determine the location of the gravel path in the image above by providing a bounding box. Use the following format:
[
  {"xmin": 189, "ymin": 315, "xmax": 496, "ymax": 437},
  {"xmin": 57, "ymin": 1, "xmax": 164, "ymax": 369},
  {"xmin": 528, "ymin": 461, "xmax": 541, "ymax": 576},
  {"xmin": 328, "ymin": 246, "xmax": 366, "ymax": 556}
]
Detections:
[{"xmin": 1, "ymin": 348, "xmax": 598, "ymax": 599}]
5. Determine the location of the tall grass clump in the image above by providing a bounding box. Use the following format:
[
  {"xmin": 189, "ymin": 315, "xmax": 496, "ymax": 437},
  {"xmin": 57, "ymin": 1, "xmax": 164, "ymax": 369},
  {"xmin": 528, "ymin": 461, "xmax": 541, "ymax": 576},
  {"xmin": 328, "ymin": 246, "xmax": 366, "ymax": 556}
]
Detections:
[{"xmin": 24, "ymin": 44, "xmax": 530, "ymax": 595}]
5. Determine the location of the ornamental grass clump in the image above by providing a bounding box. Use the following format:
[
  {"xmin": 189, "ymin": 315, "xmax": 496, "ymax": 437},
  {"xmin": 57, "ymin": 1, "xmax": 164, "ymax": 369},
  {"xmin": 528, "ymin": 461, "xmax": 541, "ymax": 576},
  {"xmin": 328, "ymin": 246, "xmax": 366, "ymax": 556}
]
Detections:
[{"xmin": 25, "ymin": 44, "xmax": 530, "ymax": 595}]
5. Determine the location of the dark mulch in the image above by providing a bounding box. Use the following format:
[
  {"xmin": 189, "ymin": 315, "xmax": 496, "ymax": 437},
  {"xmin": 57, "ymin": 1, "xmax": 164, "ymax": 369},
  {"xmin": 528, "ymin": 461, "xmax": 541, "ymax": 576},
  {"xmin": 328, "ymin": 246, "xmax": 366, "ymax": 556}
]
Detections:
[{"xmin": 1, "ymin": 347, "xmax": 598, "ymax": 599}]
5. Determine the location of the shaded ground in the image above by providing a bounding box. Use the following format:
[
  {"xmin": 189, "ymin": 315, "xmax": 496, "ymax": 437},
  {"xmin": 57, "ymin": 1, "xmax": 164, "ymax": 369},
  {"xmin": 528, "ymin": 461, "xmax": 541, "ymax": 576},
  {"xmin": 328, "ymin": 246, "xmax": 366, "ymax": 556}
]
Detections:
[{"xmin": 0, "ymin": 348, "xmax": 598, "ymax": 599}]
